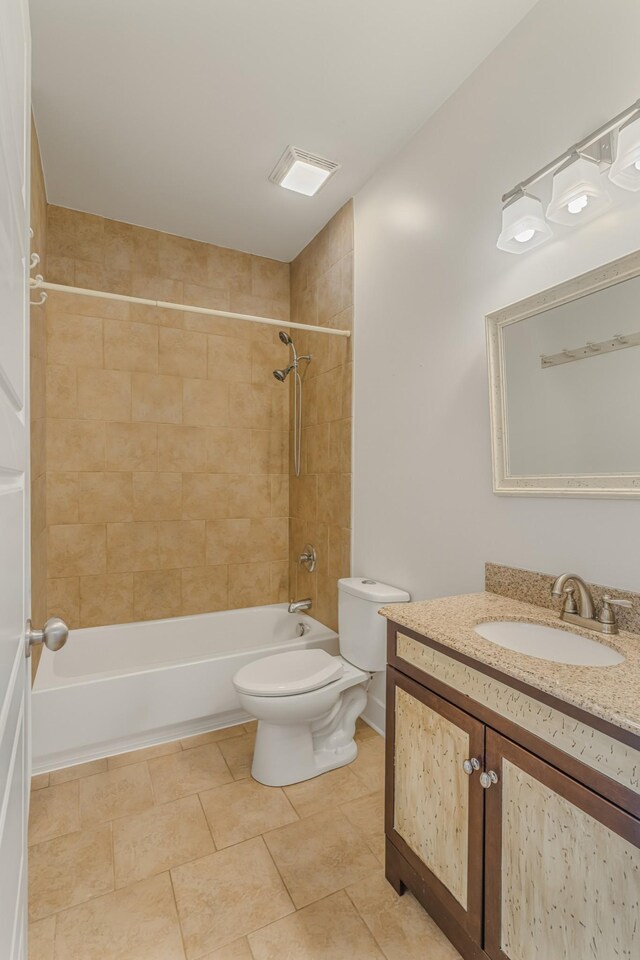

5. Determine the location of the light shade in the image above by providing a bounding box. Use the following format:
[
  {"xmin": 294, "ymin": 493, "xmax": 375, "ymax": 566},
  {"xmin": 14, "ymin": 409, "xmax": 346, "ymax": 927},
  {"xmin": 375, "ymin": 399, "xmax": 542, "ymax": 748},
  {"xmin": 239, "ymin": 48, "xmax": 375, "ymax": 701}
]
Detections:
[
  {"xmin": 609, "ymin": 113, "xmax": 640, "ymax": 192},
  {"xmin": 546, "ymin": 153, "xmax": 611, "ymax": 225},
  {"xmin": 269, "ymin": 146, "xmax": 339, "ymax": 197},
  {"xmin": 497, "ymin": 192, "xmax": 553, "ymax": 254}
]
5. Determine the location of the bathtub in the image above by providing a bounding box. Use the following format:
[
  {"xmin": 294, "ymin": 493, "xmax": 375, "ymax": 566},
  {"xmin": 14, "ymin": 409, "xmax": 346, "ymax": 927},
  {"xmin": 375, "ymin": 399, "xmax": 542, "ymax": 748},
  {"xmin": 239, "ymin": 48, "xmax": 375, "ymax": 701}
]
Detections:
[{"xmin": 32, "ymin": 604, "xmax": 339, "ymax": 773}]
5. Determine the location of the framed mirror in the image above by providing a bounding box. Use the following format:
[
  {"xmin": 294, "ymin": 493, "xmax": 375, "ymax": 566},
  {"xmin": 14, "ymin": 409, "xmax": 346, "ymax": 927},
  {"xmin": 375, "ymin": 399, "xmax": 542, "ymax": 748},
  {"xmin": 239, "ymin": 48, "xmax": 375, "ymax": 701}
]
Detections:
[{"xmin": 486, "ymin": 249, "xmax": 640, "ymax": 497}]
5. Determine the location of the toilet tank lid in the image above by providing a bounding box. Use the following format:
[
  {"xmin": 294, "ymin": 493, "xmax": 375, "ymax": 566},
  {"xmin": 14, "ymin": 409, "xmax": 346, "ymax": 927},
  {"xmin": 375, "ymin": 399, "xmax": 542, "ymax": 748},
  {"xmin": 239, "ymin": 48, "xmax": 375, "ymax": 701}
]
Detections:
[{"xmin": 338, "ymin": 578, "xmax": 410, "ymax": 603}]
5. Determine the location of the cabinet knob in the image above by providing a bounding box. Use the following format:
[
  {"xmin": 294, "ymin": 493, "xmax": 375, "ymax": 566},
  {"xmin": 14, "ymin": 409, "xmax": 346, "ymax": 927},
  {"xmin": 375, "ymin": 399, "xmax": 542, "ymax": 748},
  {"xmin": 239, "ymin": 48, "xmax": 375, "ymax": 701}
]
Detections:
[
  {"xmin": 462, "ymin": 758, "xmax": 480, "ymax": 776},
  {"xmin": 480, "ymin": 770, "xmax": 499, "ymax": 789}
]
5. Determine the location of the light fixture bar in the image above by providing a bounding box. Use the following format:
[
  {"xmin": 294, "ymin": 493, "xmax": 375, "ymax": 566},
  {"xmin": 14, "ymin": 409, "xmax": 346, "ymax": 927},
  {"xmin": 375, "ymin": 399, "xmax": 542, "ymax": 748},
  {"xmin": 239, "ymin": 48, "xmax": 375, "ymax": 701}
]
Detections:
[
  {"xmin": 540, "ymin": 331, "xmax": 640, "ymax": 368},
  {"xmin": 502, "ymin": 97, "xmax": 640, "ymax": 204}
]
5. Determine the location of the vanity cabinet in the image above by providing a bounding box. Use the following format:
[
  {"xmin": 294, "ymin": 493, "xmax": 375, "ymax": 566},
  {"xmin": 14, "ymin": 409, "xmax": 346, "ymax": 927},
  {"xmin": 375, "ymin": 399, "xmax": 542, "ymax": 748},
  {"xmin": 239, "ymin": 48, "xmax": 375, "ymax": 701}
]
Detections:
[
  {"xmin": 385, "ymin": 623, "xmax": 640, "ymax": 960},
  {"xmin": 389, "ymin": 671, "xmax": 485, "ymax": 942}
]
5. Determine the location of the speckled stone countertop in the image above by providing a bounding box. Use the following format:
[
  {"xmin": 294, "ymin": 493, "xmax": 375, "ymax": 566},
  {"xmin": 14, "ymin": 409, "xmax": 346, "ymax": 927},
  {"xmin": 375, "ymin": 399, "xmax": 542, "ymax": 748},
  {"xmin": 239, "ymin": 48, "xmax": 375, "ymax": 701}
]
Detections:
[{"xmin": 380, "ymin": 592, "xmax": 640, "ymax": 738}]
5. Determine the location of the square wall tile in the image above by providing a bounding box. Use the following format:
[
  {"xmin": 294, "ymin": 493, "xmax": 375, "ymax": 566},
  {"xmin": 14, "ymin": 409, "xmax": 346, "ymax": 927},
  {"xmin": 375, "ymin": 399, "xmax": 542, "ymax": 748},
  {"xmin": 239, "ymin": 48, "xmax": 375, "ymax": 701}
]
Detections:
[
  {"xmin": 133, "ymin": 569, "xmax": 182, "ymax": 620},
  {"xmin": 48, "ymin": 524, "xmax": 106, "ymax": 577},
  {"xmin": 132, "ymin": 373, "xmax": 183, "ymax": 424},
  {"xmin": 77, "ymin": 368, "xmax": 132, "ymax": 421},
  {"xmin": 79, "ymin": 573, "xmax": 134, "ymax": 627}
]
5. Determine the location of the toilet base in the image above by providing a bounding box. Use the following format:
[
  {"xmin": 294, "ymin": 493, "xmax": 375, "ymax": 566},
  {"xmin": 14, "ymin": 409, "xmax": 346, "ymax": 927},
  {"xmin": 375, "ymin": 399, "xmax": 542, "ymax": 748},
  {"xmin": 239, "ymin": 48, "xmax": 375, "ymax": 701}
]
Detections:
[{"xmin": 250, "ymin": 683, "xmax": 368, "ymax": 787}]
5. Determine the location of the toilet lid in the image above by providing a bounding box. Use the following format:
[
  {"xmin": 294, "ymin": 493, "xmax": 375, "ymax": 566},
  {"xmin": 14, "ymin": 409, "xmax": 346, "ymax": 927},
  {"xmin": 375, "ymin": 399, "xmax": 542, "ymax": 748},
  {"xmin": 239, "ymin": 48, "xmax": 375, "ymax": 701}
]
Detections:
[{"xmin": 234, "ymin": 649, "xmax": 343, "ymax": 697}]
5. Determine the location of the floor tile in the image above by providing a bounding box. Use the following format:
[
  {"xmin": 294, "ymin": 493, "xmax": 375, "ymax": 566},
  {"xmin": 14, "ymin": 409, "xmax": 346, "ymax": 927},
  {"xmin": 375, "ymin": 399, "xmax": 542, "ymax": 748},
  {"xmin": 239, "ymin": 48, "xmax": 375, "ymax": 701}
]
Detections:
[
  {"xmin": 148, "ymin": 743, "xmax": 233, "ymax": 803},
  {"xmin": 248, "ymin": 890, "xmax": 385, "ymax": 960},
  {"xmin": 107, "ymin": 741, "xmax": 181, "ymax": 769},
  {"xmin": 28, "ymin": 916, "xmax": 55, "ymax": 960},
  {"xmin": 79, "ymin": 761, "xmax": 154, "ymax": 825},
  {"xmin": 201, "ymin": 939, "xmax": 254, "ymax": 959},
  {"xmin": 53, "ymin": 873, "xmax": 186, "ymax": 960},
  {"xmin": 113, "ymin": 794, "xmax": 215, "ymax": 887},
  {"xmin": 263, "ymin": 809, "xmax": 379, "ymax": 908},
  {"xmin": 346, "ymin": 870, "xmax": 462, "ymax": 960},
  {"xmin": 350, "ymin": 735, "xmax": 386, "ymax": 791},
  {"xmin": 50, "ymin": 759, "xmax": 108, "ymax": 784},
  {"xmin": 355, "ymin": 718, "xmax": 379, "ymax": 741},
  {"xmin": 340, "ymin": 790, "xmax": 385, "ymax": 861},
  {"xmin": 28, "ymin": 780, "xmax": 80, "ymax": 846},
  {"xmin": 28, "ymin": 824, "xmax": 114, "ymax": 921},
  {"xmin": 217, "ymin": 733, "xmax": 255, "ymax": 780},
  {"xmin": 180, "ymin": 723, "xmax": 246, "ymax": 749},
  {"xmin": 243, "ymin": 720, "xmax": 257, "ymax": 734},
  {"xmin": 283, "ymin": 766, "xmax": 373, "ymax": 819},
  {"xmin": 31, "ymin": 773, "xmax": 50, "ymax": 792},
  {"xmin": 200, "ymin": 778, "xmax": 298, "ymax": 848},
  {"xmin": 171, "ymin": 836, "xmax": 294, "ymax": 957}
]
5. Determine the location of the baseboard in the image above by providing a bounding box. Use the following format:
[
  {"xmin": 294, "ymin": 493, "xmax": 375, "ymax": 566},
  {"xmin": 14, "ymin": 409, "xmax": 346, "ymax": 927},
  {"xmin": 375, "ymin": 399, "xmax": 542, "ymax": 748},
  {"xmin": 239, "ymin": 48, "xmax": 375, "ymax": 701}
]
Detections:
[
  {"xmin": 32, "ymin": 708, "xmax": 253, "ymax": 775},
  {"xmin": 361, "ymin": 692, "xmax": 386, "ymax": 736}
]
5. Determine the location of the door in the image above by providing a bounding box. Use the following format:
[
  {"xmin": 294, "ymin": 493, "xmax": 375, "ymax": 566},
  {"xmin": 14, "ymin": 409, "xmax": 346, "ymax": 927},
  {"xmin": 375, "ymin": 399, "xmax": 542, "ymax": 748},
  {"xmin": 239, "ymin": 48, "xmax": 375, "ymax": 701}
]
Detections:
[
  {"xmin": 484, "ymin": 728, "xmax": 640, "ymax": 960},
  {"xmin": 386, "ymin": 667, "xmax": 485, "ymax": 942},
  {"xmin": 0, "ymin": 0, "xmax": 31, "ymax": 957}
]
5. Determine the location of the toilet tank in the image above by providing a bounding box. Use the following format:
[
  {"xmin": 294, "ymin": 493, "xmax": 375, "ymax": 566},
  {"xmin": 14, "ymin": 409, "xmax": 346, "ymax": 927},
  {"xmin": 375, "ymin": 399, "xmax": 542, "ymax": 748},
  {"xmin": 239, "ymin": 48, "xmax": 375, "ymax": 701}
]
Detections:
[{"xmin": 338, "ymin": 578, "xmax": 411, "ymax": 672}]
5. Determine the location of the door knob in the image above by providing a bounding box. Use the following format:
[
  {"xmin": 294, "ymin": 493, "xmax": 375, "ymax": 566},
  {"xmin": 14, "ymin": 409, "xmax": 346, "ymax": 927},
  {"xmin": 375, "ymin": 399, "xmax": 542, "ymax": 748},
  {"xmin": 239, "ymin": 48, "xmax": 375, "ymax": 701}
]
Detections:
[
  {"xmin": 462, "ymin": 758, "xmax": 480, "ymax": 775},
  {"xmin": 25, "ymin": 617, "xmax": 69, "ymax": 658},
  {"xmin": 480, "ymin": 770, "xmax": 499, "ymax": 789}
]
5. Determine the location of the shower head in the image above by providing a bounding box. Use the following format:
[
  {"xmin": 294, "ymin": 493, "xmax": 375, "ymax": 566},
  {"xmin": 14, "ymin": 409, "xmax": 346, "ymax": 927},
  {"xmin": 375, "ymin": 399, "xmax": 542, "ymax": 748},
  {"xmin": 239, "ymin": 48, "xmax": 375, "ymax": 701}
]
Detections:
[
  {"xmin": 279, "ymin": 331, "xmax": 293, "ymax": 345},
  {"xmin": 273, "ymin": 365, "xmax": 293, "ymax": 382}
]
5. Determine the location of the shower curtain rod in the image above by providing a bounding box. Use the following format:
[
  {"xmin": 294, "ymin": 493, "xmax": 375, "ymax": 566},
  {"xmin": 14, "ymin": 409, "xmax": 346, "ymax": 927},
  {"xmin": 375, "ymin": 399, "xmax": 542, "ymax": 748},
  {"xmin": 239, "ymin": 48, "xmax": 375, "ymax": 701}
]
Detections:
[{"xmin": 28, "ymin": 278, "xmax": 351, "ymax": 338}]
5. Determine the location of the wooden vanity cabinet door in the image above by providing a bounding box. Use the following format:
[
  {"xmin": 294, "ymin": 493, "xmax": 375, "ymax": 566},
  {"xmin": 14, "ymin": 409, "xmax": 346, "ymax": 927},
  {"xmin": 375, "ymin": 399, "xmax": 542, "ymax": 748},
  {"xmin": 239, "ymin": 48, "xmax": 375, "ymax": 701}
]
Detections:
[
  {"xmin": 484, "ymin": 729, "xmax": 640, "ymax": 960},
  {"xmin": 386, "ymin": 667, "xmax": 485, "ymax": 942}
]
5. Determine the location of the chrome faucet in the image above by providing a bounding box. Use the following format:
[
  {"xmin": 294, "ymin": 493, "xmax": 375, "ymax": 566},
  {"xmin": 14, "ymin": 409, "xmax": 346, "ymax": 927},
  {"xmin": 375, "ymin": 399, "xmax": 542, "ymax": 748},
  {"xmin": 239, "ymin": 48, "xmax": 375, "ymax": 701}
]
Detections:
[
  {"xmin": 288, "ymin": 598, "xmax": 312, "ymax": 614},
  {"xmin": 551, "ymin": 573, "xmax": 631, "ymax": 635}
]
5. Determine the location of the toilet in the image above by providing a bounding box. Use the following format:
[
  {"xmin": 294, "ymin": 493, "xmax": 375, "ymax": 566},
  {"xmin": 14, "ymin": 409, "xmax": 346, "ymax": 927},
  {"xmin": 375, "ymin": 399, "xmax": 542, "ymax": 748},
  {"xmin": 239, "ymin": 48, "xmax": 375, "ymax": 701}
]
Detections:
[{"xmin": 233, "ymin": 577, "xmax": 410, "ymax": 786}]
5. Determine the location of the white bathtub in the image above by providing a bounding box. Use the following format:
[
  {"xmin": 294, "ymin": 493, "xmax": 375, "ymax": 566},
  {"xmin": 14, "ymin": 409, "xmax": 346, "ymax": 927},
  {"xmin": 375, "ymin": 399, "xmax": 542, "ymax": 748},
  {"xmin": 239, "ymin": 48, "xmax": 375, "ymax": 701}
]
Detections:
[{"xmin": 32, "ymin": 604, "xmax": 339, "ymax": 773}]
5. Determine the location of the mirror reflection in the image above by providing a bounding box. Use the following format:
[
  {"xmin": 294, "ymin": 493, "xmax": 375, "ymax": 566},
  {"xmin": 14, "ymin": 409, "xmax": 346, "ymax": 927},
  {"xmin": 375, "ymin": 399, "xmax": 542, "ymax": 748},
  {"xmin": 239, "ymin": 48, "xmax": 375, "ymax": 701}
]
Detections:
[{"xmin": 502, "ymin": 274, "xmax": 640, "ymax": 477}]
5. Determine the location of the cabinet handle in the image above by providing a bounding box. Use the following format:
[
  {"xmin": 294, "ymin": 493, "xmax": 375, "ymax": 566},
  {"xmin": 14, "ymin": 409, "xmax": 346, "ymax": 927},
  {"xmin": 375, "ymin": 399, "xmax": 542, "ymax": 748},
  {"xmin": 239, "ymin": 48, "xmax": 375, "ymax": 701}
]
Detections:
[
  {"xmin": 462, "ymin": 758, "xmax": 480, "ymax": 776},
  {"xmin": 480, "ymin": 770, "xmax": 499, "ymax": 789}
]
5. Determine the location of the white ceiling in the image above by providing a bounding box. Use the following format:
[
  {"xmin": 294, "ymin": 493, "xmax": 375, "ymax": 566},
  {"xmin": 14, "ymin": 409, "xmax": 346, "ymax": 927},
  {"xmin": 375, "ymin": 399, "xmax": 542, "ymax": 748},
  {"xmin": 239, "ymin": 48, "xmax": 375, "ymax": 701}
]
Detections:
[{"xmin": 30, "ymin": 0, "xmax": 538, "ymax": 261}]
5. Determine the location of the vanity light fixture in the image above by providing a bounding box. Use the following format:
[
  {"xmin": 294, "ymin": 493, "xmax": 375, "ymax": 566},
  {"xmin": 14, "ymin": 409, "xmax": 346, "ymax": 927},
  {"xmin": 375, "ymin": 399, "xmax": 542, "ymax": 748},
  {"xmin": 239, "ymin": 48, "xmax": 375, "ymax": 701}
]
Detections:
[
  {"xmin": 546, "ymin": 153, "xmax": 611, "ymax": 225},
  {"xmin": 609, "ymin": 111, "xmax": 640, "ymax": 191},
  {"xmin": 497, "ymin": 191, "xmax": 553, "ymax": 254},
  {"xmin": 269, "ymin": 146, "xmax": 340, "ymax": 196},
  {"xmin": 498, "ymin": 97, "xmax": 640, "ymax": 254}
]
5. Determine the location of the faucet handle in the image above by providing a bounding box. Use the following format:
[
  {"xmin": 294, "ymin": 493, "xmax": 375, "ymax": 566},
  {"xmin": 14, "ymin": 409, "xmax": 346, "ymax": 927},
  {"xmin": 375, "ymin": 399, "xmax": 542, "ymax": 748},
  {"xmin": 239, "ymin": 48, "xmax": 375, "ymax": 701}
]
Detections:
[
  {"xmin": 602, "ymin": 594, "xmax": 632, "ymax": 608},
  {"xmin": 560, "ymin": 584, "xmax": 578, "ymax": 615},
  {"xmin": 597, "ymin": 595, "xmax": 632, "ymax": 630}
]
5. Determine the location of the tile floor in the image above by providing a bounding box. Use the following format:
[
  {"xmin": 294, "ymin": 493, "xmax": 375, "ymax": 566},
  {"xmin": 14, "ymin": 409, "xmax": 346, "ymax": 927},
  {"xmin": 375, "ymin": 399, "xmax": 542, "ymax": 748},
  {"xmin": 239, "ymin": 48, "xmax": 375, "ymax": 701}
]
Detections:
[{"xmin": 28, "ymin": 719, "xmax": 461, "ymax": 960}]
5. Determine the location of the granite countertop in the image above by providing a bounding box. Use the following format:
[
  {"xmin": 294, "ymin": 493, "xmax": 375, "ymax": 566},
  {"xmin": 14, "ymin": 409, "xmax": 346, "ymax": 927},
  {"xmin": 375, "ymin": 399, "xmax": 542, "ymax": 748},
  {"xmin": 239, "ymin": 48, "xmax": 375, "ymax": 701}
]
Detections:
[{"xmin": 379, "ymin": 591, "xmax": 640, "ymax": 738}]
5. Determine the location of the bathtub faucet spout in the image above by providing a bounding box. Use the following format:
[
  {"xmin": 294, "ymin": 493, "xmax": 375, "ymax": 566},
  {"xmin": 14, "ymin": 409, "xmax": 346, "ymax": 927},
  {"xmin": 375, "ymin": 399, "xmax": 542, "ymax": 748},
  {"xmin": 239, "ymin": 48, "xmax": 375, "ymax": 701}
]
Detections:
[{"xmin": 288, "ymin": 598, "xmax": 312, "ymax": 614}]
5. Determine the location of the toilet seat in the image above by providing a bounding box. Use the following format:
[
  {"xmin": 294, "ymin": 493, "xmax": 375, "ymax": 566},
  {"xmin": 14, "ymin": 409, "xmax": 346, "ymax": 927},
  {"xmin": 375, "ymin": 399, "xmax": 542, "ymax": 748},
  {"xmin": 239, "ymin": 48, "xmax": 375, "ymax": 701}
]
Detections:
[{"xmin": 234, "ymin": 648, "xmax": 344, "ymax": 697}]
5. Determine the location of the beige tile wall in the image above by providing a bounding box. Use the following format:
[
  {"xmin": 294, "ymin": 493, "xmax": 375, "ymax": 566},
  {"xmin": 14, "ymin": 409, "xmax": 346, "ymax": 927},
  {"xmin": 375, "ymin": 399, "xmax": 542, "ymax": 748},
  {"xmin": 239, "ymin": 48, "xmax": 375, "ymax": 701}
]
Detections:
[
  {"xmin": 30, "ymin": 120, "xmax": 48, "ymax": 647},
  {"xmin": 288, "ymin": 202, "xmax": 353, "ymax": 631},
  {"xmin": 44, "ymin": 206, "xmax": 290, "ymax": 627}
]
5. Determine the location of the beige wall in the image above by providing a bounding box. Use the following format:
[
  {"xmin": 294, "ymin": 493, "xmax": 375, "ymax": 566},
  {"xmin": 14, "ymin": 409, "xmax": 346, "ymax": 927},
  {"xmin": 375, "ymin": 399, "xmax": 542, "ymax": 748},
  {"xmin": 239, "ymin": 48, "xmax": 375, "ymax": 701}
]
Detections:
[
  {"xmin": 44, "ymin": 206, "xmax": 290, "ymax": 627},
  {"xmin": 288, "ymin": 202, "xmax": 353, "ymax": 631},
  {"xmin": 30, "ymin": 119, "xmax": 48, "ymax": 640}
]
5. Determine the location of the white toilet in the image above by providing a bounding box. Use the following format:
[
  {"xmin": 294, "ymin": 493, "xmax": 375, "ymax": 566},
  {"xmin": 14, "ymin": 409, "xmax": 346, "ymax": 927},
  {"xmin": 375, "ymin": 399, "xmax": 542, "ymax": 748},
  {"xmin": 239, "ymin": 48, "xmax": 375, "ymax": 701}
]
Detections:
[{"xmin": 233, "ymin": 577, "xmax": 410, "ymax": 786}]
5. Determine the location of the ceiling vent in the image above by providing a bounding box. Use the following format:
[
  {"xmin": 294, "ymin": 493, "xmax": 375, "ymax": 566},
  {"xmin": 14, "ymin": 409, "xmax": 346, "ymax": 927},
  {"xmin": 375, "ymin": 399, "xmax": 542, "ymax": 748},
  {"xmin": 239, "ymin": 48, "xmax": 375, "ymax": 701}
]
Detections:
[{"xmin": 269, "ymin": 146, "xmax": 340, "ymax": 196}]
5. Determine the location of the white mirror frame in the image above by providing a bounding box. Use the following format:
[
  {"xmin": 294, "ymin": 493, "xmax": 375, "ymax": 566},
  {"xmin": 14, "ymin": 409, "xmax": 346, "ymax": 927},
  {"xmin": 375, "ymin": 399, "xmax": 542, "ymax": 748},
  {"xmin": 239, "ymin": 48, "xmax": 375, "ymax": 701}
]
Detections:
[{"xmin": 486, "ymin": 248, "xmax": 640, "ymax": 498}]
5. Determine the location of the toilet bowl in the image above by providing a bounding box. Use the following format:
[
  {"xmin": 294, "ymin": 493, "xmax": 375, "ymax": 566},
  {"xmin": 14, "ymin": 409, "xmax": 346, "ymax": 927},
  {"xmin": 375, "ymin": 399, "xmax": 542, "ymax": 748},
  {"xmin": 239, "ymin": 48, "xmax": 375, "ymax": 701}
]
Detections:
[{"xmin": 233, "ymin": 577, "xmax": 410, "ymax": 786}]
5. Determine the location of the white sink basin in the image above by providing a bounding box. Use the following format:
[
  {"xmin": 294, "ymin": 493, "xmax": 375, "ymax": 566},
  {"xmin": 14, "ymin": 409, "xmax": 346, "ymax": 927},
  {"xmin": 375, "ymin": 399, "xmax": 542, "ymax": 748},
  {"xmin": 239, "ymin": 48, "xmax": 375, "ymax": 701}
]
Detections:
[{"xmin": 473, "ymin": 621, "xmax": 625, "ymax": 666}]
